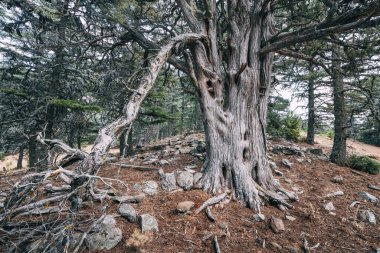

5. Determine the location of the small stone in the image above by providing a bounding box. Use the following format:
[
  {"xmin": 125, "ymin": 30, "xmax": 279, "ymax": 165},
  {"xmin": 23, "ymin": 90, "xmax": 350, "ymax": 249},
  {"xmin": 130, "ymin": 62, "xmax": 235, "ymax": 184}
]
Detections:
[
  {"xmin": 193, "ymin": 172, "xmax": 203, "ymax": 188},
  {"xmin": 296, "ymin": 158, "xmax": 304, "ymax": 163},
  {"xmin": 140, "ymin": 214, "xmax": 159, "ymax": 233},
  {"xmin": 306, "ymin": 148, "xmax": 324, "ymax": 156},
  {"xmin": 350, "ymin": 201, "xmax": 361, "ymax": 208},
  {"xmin": 331, "ymin": 175, "xmax": 343, "ymax": 184},
  {"xmin": 282, "ymin": 159, "xmax": 292, "ymax": 169},
  {"xmin": 285, "ymin": 215, "xmax": 296, "ymax": 221},
  {"xmin": 176, "ymin": 171, "xmax": 194, "ymax": 190},
  {"xmin": 254, "ymin": 214, "xmax": 265, "ymax": 222},
  {"xmin": 270, "ymin": 242, "xmax": 282, "ymax": 250},
  {"xmin": 177, "ymin": 201, "xmax": 195, "ymax": 213},
  {"xmin": 159, "ymin": 172, "xmax": 177, "ymax": 192},
  {"xmin": 358, "ymin": 210, "xmax": 377, "ymax": 225},
  {"xmin": 358, "ymin": 192, "xmax": 379, "ymax": 203},
  {"xmin": 325, "ymin": 191, "xmax": 344, "ymax": 198},
  {"xmin": 118, "ymin": 203, "xmax": 137, "ymax": 223},
  {"xmin": 324, "ymin": 202, "xmax": 336, "ymax": 212},
  {"xmin": 142, "ymin": 181, "xmax": 158, "ymax": 196},
  {"xmin": 270, "ymin": 216, "xmax": 285, "ymax": 233},
  {"xmin": 159, "ymin": 159, "xmax": 169, "ymax": 165},
  {"xmin": 86, "ymin": 215, "xmax": 122, "ymax": 251}
]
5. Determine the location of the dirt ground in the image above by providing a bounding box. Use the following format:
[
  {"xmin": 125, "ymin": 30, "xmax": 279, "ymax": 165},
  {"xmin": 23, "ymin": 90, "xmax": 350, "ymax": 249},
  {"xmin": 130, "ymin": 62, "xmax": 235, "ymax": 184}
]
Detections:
[
  {"xmin": 314, "ymin": 135, "xmax": 380, "ymax": 161},
  {"xmin": 1, "ymin": 134, "xmax": 379, "ymax": 253}
]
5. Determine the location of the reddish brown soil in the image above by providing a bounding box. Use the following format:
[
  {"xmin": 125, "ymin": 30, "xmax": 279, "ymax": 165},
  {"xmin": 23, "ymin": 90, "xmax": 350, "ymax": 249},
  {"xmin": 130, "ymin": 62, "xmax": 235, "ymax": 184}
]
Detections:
[
  {"xmin": 1, "ymin": 136, "xmax": 379, "ymax": 253},
  {"xmin": 92, "ymin": 140, "xmax": 380, "ymax": 253}
]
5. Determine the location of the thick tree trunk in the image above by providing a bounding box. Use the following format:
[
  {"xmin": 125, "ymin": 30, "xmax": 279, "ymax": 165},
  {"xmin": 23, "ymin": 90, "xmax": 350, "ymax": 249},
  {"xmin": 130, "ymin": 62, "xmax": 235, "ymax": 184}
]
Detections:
[
  {"xmin": 178, "ymin": 0, "xmax": 297, "ymax": 211},
  {"xmin": 330, "ymin": 45, "xmax": 347, "ymax": 165},
  {"xmin": 306, "ymin": 68, "xmax": 315, "ymax": 145}
]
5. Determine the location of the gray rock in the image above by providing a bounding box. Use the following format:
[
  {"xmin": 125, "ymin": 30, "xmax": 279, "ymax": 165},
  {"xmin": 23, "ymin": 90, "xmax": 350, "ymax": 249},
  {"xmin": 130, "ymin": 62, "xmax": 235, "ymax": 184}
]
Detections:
[
  {"xmin": 306, "ymin": 148, "xmax": 324, "ymax": 156},
  {"xmin": 325, "ymin": 191, "xmax": 344, "ymax": 198},
  {"xmin": 281, "ymin": 159, "xmax": 292, "ymax": 169},
  {"xmin": 159, "ymin": 170, "xmax": 177, "ymax": 192},
  {"xmin": 270, "ymin": 216, "xmax": 285, "ymax": 233},
  {"xmin": 142, "ymin": 181, "xmax": 158, "ymax": 196},
  {"xmin": 176, "ymin": 171, "xmax": 194, "ymax": 190},
  {"xmin": 331, "ymin": 175, "xmax": 343, "ymax": 184},
  {"xmin": 86, "ymin": 215, "xmax": 122, "ymax": 251},
  {"xmin": 159, "ymin": 159, "xmax": 169, "ymax": 165},
  {"xmin": 358, "ymin": 210, "xmax": 376, "ymax": 225},
  {"xmin": 193, "ymin": 172, "xmax": 203, "ymax": 188},
  {"xmin": 285, "ymin": 215, "xmax": 296, "ymax": 221},
  {"xmin": 118, "ymin": 203, "xmax": 137, "ymax": 223},
  {"xmin": 254, "ymin": 213, "xmax": 265, "ymax": 222},
  {"xmin": 142, "ymin": 157, "xmax": 158, "ymax": 165},
  {"xmin": 358, "ymin": 192, "xmax": 379, "ymax": 203},
  {"xmin": 324, "ymin": 202, "xmax": 336, "ymax": 212},
  {"xmin": 177, "ymin": 201, "xmax": 195, "ymax": 213},
  {"xmin": 140, "ymin": 214, "xmax": 159, "ymax": 233},
  {"xmin": 272, "ymin": 145, "xmax": 304, "ymax": 157}
]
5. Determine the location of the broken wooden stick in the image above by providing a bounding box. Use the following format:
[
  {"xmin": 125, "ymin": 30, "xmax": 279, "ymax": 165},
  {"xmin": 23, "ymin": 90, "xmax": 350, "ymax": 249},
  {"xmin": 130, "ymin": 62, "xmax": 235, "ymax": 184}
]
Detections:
[
  {"xmin": 213, "ymin": 235, "xmax": 221, "ymax": 253},
  {"xmin": 110, "ymin": 163, "xmax": 160, "ymax": 171},
  {"xmin": 194, "ymin": 193, "xmax": 227, "ymax": 214},
  {"xmin": 368, "ymin": 184, "xmax": 380, "ymax": 192}
]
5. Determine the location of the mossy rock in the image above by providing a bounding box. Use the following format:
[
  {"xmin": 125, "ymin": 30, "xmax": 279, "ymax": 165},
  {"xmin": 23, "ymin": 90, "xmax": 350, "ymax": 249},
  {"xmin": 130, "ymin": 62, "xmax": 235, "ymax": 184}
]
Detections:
[{"xmin": 349, "ymin": 155, "xmax": 380, "ymax": 175}]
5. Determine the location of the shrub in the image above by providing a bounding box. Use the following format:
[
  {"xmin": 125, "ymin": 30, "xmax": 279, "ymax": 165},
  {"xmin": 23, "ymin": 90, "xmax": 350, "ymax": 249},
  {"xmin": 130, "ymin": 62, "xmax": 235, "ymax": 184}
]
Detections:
[
  {"xmin": 358, "ymin": 129, "xmax": 380, "ymax": 147},
  {"xmin": 348, "ymin": 155, "xmax": 380, "ymax": 175},
  {"xmin": 267, "ymin": 112, "xmax": 301, "ymax": 141}
]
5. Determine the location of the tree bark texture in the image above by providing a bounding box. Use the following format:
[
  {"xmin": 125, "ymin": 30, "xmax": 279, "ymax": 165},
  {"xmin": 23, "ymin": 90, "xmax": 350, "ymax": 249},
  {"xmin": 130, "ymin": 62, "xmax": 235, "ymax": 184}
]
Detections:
[
  {"xmin": 330, "ymin": 44, "xmax": 347, "ymax": 165},
  {"xmin": 306, "ymin": 66, "xmax": 315, "ymax": 145},
  {"xmin": 177, "ymin": 0, "xmax": 297, "ymax": 210}
]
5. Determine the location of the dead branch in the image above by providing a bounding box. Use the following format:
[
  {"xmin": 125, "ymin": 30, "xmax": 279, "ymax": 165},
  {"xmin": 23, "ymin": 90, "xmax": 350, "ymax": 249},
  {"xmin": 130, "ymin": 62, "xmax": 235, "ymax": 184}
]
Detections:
[
  {"xmin": 110, "ymin": 163, "xmax": 160, "ymax": 171},
  {"xmin": 194, "ymin": 193, "xmax": 227, "ymax": 214},
  {"xmin": 213, "ymin": 235, "xmax": 222, "ymax": 253}
]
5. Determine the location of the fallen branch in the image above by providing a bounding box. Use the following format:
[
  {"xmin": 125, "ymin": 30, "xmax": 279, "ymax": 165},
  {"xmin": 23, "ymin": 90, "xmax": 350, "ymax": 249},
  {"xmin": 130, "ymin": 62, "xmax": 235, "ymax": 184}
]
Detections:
[
  {"xmin": 213, "ymin": 235, "xmax": 221, "ymax": 253},
  {"xmin": 110, "ymin": 163, "xmax": 160, "ymax": 171},
  {"xmin": 194, "ymin": 193, "xmax": 227, "ymax": 214},
  {"xmin": 368, "ymin": 184, "xmax": 380, "ymax": 191}
]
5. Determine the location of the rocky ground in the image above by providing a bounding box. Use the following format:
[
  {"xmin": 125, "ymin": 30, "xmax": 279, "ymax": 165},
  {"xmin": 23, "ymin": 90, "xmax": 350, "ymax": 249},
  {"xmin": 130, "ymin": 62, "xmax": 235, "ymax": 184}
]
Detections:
[{"xmin": 0, "ymin": 133, "xmax": 379, "ymax": 253}]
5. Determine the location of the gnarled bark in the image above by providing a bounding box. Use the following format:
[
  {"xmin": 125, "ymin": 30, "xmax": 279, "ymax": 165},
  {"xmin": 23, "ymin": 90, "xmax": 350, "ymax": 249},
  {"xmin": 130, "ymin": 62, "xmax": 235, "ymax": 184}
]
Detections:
[{"xmin": 177, "ymin": 0, "xmax": 297, "ymax": 211}]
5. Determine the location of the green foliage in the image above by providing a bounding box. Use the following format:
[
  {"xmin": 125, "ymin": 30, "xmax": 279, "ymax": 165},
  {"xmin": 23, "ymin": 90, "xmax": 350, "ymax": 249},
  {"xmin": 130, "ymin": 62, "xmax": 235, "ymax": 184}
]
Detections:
[
  {"xmin": 357, "ymin": 129, "xmax": 380, "ymax": 147},
  {"xmin": 348, "ymin": 155, "xmax": 380, "ymax": 175},
  {"xmin": 267, "ymin": 96, "xmax": 301, "ymax": 141},
  {"xmin": 321, "ymin": 129, "xmax": 334, "ymax": 139},
  {"xmin": 48, "ymin": 99, "xmax": 102, "ymax": 112},
  {"xmin": 0, "ymin": 152, "xmax": 5, "ymax": 161},
  {"xmin": 0, "ymin": 88, "xmax": 28, "ymax": 98}
]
